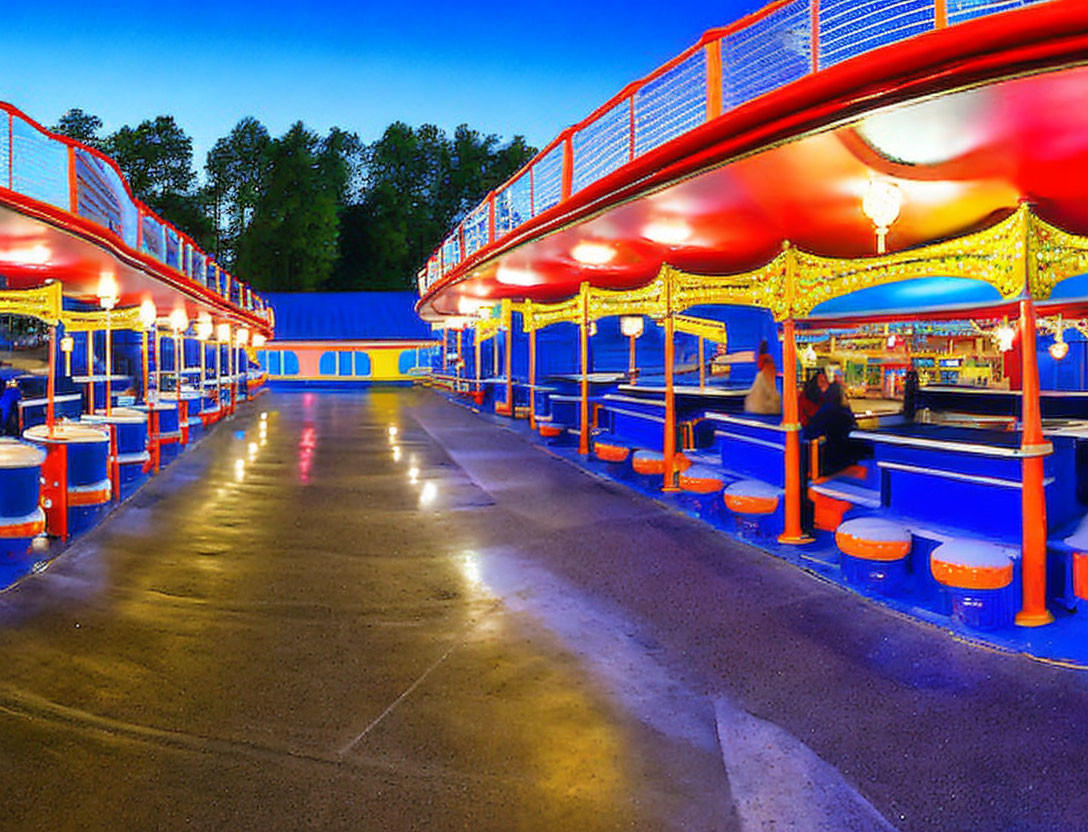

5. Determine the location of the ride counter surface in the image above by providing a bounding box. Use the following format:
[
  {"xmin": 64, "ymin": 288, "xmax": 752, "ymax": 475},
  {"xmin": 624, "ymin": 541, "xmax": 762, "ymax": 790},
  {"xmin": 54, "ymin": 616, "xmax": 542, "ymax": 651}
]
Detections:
[{"xmin": 849, "ymin": 421, "xmax": 1080, "ymax": 544}]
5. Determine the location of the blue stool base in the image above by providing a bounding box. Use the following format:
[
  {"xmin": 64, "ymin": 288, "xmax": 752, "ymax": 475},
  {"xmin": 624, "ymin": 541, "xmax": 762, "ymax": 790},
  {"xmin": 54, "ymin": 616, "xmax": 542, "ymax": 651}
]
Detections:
[
  {"xmin": 945, "ymin": 585, "xmax": 1016, "ymax": 629},
  {"xmin": 118, "ymin": 464, "xmax": 149, "ymax": 502},
  {"xmin": 0, "ymin": 537, "xmax": 33, "ymax": 562},
  {"xmin": 69, "ymin": 504, "xmax": 110, "ymax": 537},
  {"xmin": 841, "ymin": 554, "xmax": 909, "ymax": 596}
]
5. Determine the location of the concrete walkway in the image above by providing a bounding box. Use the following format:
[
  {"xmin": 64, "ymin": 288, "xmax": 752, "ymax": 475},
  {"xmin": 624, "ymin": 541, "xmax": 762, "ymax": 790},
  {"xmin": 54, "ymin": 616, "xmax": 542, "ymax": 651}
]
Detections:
[{"xmin": 0, "ymin": 388, "xmax": 1084, "ymax": 831}]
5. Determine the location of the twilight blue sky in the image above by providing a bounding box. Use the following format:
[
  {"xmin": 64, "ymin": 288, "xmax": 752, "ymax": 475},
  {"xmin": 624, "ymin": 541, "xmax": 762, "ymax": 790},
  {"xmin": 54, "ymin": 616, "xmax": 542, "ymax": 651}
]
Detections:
[{"xmin": 0, "ymin": 0, "xmax": 765, "ymax": 176}]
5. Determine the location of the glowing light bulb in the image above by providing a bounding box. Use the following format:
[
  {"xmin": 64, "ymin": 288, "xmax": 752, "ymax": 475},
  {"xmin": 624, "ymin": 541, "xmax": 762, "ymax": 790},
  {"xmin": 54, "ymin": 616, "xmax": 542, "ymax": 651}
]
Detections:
[
  {"xmin": 571, "ymin": 241, "xmax": 616, "ymax": 265},
  {"xmin": 169, "ymin": 308, "xmax": 189, "ymax": 334},
  {"xmin": 862, "ymin": 178, "xmax": 902, "ymax": 254},
  {"xmin": 620, "ymin": 316, "xmax": 644, "ymax": 338},
  {"xmin": 138, "ymin": 299, "xmax": 157, "ymax": 329}
]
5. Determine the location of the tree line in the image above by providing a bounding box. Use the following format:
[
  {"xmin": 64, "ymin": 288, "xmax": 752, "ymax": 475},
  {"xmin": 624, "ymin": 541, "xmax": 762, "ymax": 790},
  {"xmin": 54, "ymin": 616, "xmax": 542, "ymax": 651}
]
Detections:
[{"xmin": 53, "ymin": 108, "xmax": 536, "ymax": 293}]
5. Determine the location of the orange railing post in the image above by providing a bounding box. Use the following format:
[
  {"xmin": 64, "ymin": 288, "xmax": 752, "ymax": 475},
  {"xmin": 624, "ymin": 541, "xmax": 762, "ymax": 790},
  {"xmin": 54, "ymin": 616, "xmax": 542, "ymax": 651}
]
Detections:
[
  {"xmin": 561, "ymin": 135, "xmax": 574, "ymax": 202},
  {"xmin": 935, "ymin": 0, "xmax": 947, "ymax": 29},
  {"xmin": 66, "ymin": 146, "xmax": 78, "ymax": 213},
  {"xmin": 1016, "ymin": 297, "xmax": 1054, "ymax": 626},
  {"xmin": 811, "ymin": 0, "xmax": 821, "ymax": 73},
  {"xmin": 705, "ymin": 42, "xmax": 723, "ymax": 120}
]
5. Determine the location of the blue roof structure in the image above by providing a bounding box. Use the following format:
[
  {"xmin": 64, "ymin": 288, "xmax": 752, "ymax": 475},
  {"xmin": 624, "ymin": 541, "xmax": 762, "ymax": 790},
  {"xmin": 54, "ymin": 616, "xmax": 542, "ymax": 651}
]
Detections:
[{"xmin": 266, "ymin": 292, "xmax": 432, "ymax": 341}]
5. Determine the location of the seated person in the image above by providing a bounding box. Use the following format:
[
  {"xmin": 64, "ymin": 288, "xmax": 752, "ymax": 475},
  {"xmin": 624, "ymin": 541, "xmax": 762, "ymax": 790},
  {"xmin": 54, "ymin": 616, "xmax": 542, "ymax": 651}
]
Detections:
[
  {"xmin": 799, "ymin": 370, "xmax": 828, "ymax": 427},
  {"xmin": 0, "ymin": 379, "xmax": 21, "ymax": 436},
  {"xmin": 745, "ymin": 353, "xmax": 781, "ymax": 415},
  {"xmin": 802, "ymin": 382, "xmax": 860, "ymax": 473}
]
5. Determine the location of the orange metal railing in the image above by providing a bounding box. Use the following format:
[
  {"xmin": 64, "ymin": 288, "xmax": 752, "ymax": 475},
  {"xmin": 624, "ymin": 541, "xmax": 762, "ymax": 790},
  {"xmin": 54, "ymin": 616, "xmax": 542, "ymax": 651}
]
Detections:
[
  {"xmin": 0, "ymin": 102, "xmax": 268, "ymax": 325},
  {"xmin": 417, "ymin": 0, "xmax": 1056, "ymax": 299}
]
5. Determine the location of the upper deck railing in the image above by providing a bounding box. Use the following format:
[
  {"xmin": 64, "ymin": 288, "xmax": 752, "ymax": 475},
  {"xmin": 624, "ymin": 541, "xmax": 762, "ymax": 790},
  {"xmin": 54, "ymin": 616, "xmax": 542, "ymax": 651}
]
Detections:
[
  {"xmin": 417, "ymin": 0, "xmax": 1056, "ymax": 299},
  {"xmin": 0, "ymin": 103, "xmax": 269, "ymax": 324}
]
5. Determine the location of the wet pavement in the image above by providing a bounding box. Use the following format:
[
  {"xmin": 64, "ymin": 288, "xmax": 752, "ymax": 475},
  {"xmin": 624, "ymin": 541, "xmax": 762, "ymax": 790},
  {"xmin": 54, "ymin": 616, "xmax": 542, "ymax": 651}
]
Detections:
[{"xmin": 0, "ymin": 388, "xmax": 1086, "ymax": 831}]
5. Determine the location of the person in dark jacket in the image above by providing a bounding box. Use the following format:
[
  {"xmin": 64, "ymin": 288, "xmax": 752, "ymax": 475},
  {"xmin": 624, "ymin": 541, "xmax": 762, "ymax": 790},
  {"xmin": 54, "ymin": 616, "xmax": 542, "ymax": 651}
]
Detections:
[
  {"xmin": 802, "ymin": 382, "xmax": 858, "ymax": 474},
  {"xmin": 799, "ymin": 370, "xmax": 828, "ymax": 427},
  {"xmin": 0, "ymin": 379, "xmax": 21, "ymax": 436}
]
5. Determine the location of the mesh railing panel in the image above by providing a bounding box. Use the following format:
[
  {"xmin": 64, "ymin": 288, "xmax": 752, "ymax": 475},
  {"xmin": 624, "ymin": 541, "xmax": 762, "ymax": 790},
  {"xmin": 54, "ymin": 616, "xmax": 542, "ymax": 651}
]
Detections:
[
  {"xmin": 634, "ymin": 50, "xmax": 707, "ymax": 157},
  {"xmin": 11, "ymin": 116, "xmax": 68, "ymax": 211},
  {"xmin": 497, "ymin": 173, "xmax": 533, "ymax": 237},
  {"xmin": 141, "ymin": 214, "xmax": 165, "ymax": 260},
  {"xmin": 532, "ymin": 145, "xmax": 564, "ymax": 216},
  {"xmin": 441, "ymin": 234, "xmax": 462, "ymax": 274},
  {"xmin": 819, "ymin": 0, "xmax": 935, "ymax": 69},
  {"xmin": 165, "ymin": 228, "xmax": 180, "ymax": 269},
  {"xmin": 75, "ymin": 150, "xmax": 123, "ymax": 238},
  {"xmin": 0, "ymin": 117, "xmax": 8, "ymax": 189},
  {"xmin": 572, "ymin": 99, "xmax": 630, "ymax": 194},
  {"xmin": 948, "ymin": 0, "xmax": 1054, "ymax": 24},
  {"xmin": 462, "ymin": 203, "xmax": 490, "ymax": 257},
  {"xmin": 723, "ymin": 0, "xmax": 812, "ymax": 108},
  {"xmin": 191, "ymin": 251, "xmax": 205, "ymax": 285}
]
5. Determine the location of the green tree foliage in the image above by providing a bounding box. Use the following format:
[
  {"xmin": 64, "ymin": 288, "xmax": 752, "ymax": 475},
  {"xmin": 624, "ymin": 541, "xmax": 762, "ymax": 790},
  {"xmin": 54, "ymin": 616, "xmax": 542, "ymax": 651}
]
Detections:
[
  {"xmin": 327, "ymin": 122, "xmax": 535, "ymax": 290},
  {"xmin": 233, "ymin": 123, "xmax": 348, "ymax": 292},
  {"xmin": 102, "ymin": 116, "xmax": 215, "ymax": 250},
  {"xmin": 61, "ymin": 105, "xmax": 535, "ymax": 292},
  {"xmin": 52, "ymin": 108, "xmax": 104, "ymax": 148},
  {"xmin": 205, "ymin": 117, "xmax": 272, "ymax": 263}
]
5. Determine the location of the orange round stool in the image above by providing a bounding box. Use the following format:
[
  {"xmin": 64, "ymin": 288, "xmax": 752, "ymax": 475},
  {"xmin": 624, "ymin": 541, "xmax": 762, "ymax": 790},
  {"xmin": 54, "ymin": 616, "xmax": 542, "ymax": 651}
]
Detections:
[
  {"xmin": 835, "ymin": 517, "xmax": 911, "ymax": 595},
  {"xmin": 930, "ymin": 540, "xmax": 1016, "ymax": 629}
]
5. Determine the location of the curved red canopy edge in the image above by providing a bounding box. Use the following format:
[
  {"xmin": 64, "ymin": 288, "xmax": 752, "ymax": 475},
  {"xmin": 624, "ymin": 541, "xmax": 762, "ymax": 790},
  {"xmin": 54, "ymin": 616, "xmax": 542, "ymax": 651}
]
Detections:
[{"xmin": 419, "ymin": 2, "xmax": 1088, "ymax": 323}]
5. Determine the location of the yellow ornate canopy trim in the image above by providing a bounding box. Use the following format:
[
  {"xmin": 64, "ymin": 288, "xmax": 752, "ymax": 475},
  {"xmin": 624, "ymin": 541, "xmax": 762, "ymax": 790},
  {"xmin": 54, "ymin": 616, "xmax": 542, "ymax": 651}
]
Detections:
[
  {"xmin": 0, "ymin": 282, "xmax": 62, "ymax": 324},
  {"xmin": 520, "ymin": 292, "xmax": 581, "ymax": 332},
  {"xmin": 1029, "ymin": 212, "xmax": 1088, "ymax": 301},
  {"xmin": 61, "ymin": 304, "xmax": 145, "ymax": 332},
  {"xmin": 790, "ymin": 204, "xmax": 1032, "ymax": 318},
  {"xmin": 671, "ymin": 314, "xmax": 728, "ymax": 346},
  {"xmin": 587, "ymin": 275, "xmax": 668, "ymax": 323},
  {"xmin": 474, "ymin": 314, "xmax": 502, "ymax": 342},
  {"xmin": 669, "ymin": 254, "xmax": 788, "ymax": 318}
]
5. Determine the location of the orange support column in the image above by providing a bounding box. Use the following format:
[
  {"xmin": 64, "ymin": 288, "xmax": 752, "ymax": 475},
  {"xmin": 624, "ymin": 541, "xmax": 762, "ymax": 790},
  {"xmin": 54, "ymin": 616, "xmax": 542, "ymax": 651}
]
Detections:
[
  {"xmin": 662, "ymin": 306, "xmax": 678, "ymax": 492},
  {"xmin": 86, "ymin": 332, "xmax": 95, "ymax": 413},
  {"xmin": 579, "ymin": 286, "xmax": 590, "ymax": 455},
  {"xmin": 474, "ymin": 331, "xmax": 481, "ymax": 382},
  {"xmin": 47, "ymin": 326, "xmax": 56, "ymax": 435},
  {"xmin": 456, "ymin": 329, "xmax": 463, "ymax": 391},
  {"xmin": 528, "ymin": 325, "xmax": 537, "ymax": 430},
  {"xmin": 779, "ymin": 318, "xmax": 812, "ymax": 544},
  {"xmin": 1016, "ymin": 298, "xmax": 1054, "ymax": 626},
  {"xmin": 504, "ymin": 307, "xmax": 513, "ymax": 415}
]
